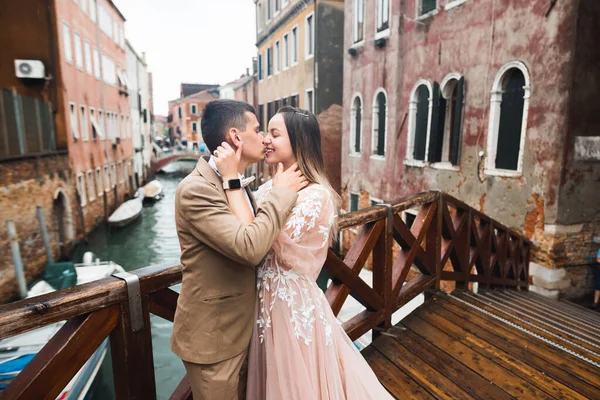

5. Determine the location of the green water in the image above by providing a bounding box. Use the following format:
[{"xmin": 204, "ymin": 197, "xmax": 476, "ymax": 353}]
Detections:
[{"xmin": 87, "ymin": 162, "xmax": 195, "ymax": 399}]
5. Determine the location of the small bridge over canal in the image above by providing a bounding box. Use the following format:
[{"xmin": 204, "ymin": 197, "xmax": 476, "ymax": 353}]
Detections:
[
  {"xmin": 1, "ymin": 191, "xmax": 599, "ymax": 399},
  {"xmin": 151, "ymin": 151, "xmax": 204, "ymax": 173}
]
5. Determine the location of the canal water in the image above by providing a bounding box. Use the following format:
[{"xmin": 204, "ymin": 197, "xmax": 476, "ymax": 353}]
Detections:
[{"xmin": 87, "ymin": 161, "xmax": 195, "ymax": 400}]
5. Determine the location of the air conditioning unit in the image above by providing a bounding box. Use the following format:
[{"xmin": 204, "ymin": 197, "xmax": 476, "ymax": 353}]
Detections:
[{"xmin": 15, "ymin": 60, "xmax": 45, "ymax": 79}]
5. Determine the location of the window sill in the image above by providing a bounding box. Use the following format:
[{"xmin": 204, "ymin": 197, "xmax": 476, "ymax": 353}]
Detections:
[
  {"xmin": 415, "ymin": 9, "xmax": 439, "ymax": 22},
  {"xmin": 430, "ymin": 162, "xmax": 460, "ymax": 172},
  {"xmin": 484, "ymin": 168, "xmax": 522, "ymax": 178},
  {"xmin": 350, "ymin": 41, "xmax": 365, "ymax": 50},
  {"xmin": 403, "ymin": 159, "xmax": 428, "ymax": 168},
  {"xmin": 445, "ymin": 0, "xmax": 468, "ymax": 11},
  {"xmin": 305, "ymin": 54, "xmax": 314, "ymax": 61},
  {"xmin": 374, "ymin": 29, "xmax": 390, "ymax": 40},
  {"xmin": 349, "ymin": 152, "xmax": 361, "ymax": 158},
  {"xmin": 370, "ymin": 155, "xmax": 386, "ymax": 161}
]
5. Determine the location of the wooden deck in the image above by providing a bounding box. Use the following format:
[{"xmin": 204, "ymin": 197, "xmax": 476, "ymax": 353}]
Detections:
[{"xmin": 365, "ymin": 290, "xmax": 600, "ymax": 399}]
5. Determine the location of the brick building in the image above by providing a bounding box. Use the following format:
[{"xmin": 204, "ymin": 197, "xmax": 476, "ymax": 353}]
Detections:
[
  {"xmin": 342, "ymin": 0, "xmax": 600, "ymax": 298},
  {"xmin": 0, "ymin": 0, "xmax": 135, "ymax": 302},
  {"xmin": 167, "ymin": 84, "xmax": 219, "ymax": 150},
  {"xmin": 254, "ymin": 0, "xmax": 344, "ymax": 190}
]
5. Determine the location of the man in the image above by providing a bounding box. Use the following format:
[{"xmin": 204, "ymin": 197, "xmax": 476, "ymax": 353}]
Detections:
[{"xmin": 171, "ymin": 100, "xmax": 305, "ymax": 399}]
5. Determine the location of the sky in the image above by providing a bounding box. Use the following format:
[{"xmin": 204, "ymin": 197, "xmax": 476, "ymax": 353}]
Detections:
[{"xmin": 113, "ymin": 0, "xmax": 257, "ymax": 116}]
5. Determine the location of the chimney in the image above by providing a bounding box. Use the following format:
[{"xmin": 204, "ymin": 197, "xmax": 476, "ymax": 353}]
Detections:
[{"xmin": 246, "ymin": 68, "xmax": 250, "ymax": 76}]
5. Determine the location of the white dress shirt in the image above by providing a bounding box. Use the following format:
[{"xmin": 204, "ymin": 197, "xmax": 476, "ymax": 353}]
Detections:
[{"xmin": 208, "ymin": 156, "xmax": 255, "ymax": 216}]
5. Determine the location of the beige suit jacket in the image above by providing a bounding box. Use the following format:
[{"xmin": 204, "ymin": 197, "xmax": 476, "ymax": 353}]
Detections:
[{"xmin": 171, "ymin": 158, "xmax": 298, "ymax": 364}]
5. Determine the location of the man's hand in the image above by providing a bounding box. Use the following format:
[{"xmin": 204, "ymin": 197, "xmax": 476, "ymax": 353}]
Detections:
[
  {"xmin": 214, "ymin": 141, "xmax": 242, "ymax": 181},
  {"xmin": 272, "ymin": 163, "xmax": 309, "ymax": 193}
]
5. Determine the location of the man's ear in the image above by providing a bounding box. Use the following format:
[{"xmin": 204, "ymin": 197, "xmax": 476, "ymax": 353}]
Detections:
[{"xmin": 228, "ymin": 128, "xmax": 242, "ymax": 147}]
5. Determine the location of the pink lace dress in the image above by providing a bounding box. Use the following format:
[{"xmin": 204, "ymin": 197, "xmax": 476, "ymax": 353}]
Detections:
[{"xmin": 247, "ymin": 182, "xmax": 393, "ymax": 400}]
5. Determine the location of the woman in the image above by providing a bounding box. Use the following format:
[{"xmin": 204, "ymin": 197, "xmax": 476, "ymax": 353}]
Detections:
[{"xmin": 214, "ymin": 107, "xmax": 392, "ymax": 399}]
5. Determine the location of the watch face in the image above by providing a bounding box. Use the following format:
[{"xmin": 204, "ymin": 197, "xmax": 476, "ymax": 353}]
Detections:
[{"xmin": 228, "ymin": 179, "xmax": 242, "ymax": 189}]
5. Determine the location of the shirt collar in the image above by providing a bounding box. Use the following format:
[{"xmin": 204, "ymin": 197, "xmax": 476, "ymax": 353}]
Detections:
[{"xmin": 208, "ymin": 156, "xmax": 245, "ymax": 180}]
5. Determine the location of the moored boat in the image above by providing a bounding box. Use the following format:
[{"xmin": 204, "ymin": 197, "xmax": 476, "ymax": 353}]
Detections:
[
  {"xmin": 108, "ymin": 188, "xmax": 145, "ymax": 228},
  {"xmin": 142, "ymin": 180, "xmax": 163, "ymax": 202}
]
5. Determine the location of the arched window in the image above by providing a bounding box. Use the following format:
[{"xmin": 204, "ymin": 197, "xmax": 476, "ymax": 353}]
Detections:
[
  {"xmin": 350, "ymin": 95, "xmax": 362, "ymax": 154},
  {"xmin": 372, "ymin": 89, "xmax": 387, "ymax": 157},
  {"xmin": 406, "ymin": 80, "xmax": 432, "ymax": 162},
  {"xmin": 428, "ymin": 74, "xmax": 465, "ymax": 165},
  {"xmin": 486, "ymin": 61, "xmax": 531, "ymax": 175}
]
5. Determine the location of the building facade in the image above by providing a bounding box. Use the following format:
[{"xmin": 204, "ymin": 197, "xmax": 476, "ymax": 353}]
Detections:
[
  {"xmin": 168, "ymin": 85, "xmax": 219, "ymax": 150},
  {"xmin": 126, "ymin": 40, "xmax": 153, "ymax": 186},
  {"xmin": 254, "ymin": 0, "xmax": 344, "ymax": 189},
  {"xmin": 342, "ymin": 0, "xmax": 600, "ymax": 298},
  {"xmin": 0, "ymin": 0, "xmax": 135, "ymax": 302}
]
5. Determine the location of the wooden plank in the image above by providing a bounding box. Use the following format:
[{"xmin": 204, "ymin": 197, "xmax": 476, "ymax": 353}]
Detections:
[
  {"xmin": 395, "ymin": 275, "xmax": 435, "ymax": 309},
  {"xmin": 401, "ymin": 316, "xmax": 553, "ymax": 399},
  {"xmin": 460, "ymin": 292, "xmax": 600, "ymax": 361},
  {"xmin": 1, "ymin": 306, "xmax": 118, "ymax": 400},
  {"xmin": 338, "ymin": 191, "xmax": 439, "ymax": 230},
  {"xmin": 342, "ymin": 309, "xmax": 385, "ymax": 341},
  {"xmin": 386, "ymin": 325, "xmax": 513, "ymax": 399},
  {"xmin": 372, "ymin": 211, "xmax": 393, "ymax": 334},
  {"xmin": 372, "ymin": 334, "xmax": 475, "ymax": 400},
  {"xmin": 441, "ymin": 295, "xmax": 600, "ymax": 389},
  {"xmin": 110, "ymin": 295, "xmax": 157, "ymax": 400},
  {"xmin": 149, "ymin": 288, "xmax": 179, "ymax": 322},
  {"xmin": 362, "ymin": 346, "xmax": 434, "ymax": 400},
  {"xmin": 169, "ymin": 375, "xmax": 193, "ymax": 400},
  {"xmin": 418, "ymin": 305, "xmax": 588, "ymax": 400},
  {"xmin": 432, "ymin": 298, "xmax": 600, "ymax": 398}
]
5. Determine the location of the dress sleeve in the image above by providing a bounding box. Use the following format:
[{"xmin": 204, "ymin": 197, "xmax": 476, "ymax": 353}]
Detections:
[{"xmin": 272, "ymin": 185, "xmax": 335, "ymax": 278}]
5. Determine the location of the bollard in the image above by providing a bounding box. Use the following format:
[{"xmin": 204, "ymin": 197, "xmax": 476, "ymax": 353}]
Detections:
[
  {"xmin": 7, "ymin": 220, "xmax": 28, "ymax": 299},
  {"xmin": 36, "ymin": 205, "xmax": 55, "ymax": 264}
]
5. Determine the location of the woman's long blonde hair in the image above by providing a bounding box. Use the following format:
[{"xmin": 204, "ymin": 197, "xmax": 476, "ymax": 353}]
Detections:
[{"xmin": 276, "ymin": 106, "xmax": 341, "ymax": 240}]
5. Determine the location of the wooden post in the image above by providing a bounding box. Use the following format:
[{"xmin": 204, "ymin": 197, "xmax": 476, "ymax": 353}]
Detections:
[
  {"xmin": 372, "ymin": 205, "xmax": 393, "ymax": 339},
  {"xmin": 7, "ymin": 220, "xmax": 28, "ymax": 299},
  {"xmin": 110, "ymin": 295, "xmax": 157, "ymax": 400},
  {"xmin": 36, "ymin": 205, "xmax": 55, "ymax": 264}
]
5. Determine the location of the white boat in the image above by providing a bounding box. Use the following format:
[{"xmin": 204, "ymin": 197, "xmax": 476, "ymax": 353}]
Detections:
[
  {"xmin": 108, "ymin": 188, "xmax": 145, "ymax": 228},
  {"xmin": 142, "ymin": 180, "xmax": 163, "ymax": 202},
  {"xmin": 0, "ymin": 253, "xmax": 125, "ymax": 399}
]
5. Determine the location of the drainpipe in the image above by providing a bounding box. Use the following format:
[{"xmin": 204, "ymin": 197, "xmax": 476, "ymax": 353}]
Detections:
[
  {"xmin": 46, "ymin": 0, "xmax": 57, "ymax": 114},
  {"xmin": 7, "ymin": 221, "xmax": 28, "ymax": 299}
]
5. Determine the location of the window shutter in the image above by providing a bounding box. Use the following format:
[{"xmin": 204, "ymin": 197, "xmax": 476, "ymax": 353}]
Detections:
[
  {"xmin": 428, "ymin": 82, "xmax": 441, "ymax": 163},
  {"xmin": 450, "ymin": 77, "xmax": 464, "ymax": 165}
]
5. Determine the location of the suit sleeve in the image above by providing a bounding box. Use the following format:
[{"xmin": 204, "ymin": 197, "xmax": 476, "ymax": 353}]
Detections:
[{"xmin": 178, "ymin": 179, "xmax": 298, "ymax": 267}]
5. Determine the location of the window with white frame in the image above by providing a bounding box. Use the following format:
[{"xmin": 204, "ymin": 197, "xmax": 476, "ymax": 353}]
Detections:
[
  {"xmin": 69, "ymin": 102, "xmax": 79, "ymax": 140},
  {"xmin": 349, "ymin": 193, "xmax": 359, "ymax": 212},
  {"xmin": 427, "ymin": 74, "xmax": 465, "ymax": 166},
  {"xmin": 267, "ymin": 47, "xmax": 273, "ymax": 76},
  {"xmin": 350, "ymin": 95, "xmax": 362, "ymax": 154},
  {"xmin": 98, "ymin": 5, "xmax": 112, "ymax": 38},
  {"xmin": 80, "ymin": 105, "xmax": 89, "ymax": 140},
  {"xmin": 73, "ymin": 32, "xmax": 83, "ymax": 70},
  {"xmin": 90, "ymin": 0, "xmax": 97, "ymax": 22},
  {"xmin": 101, "ymin": 54, "xmax": 116, "ymax": 85},
  {"xmin": 103, "ymin": 165, "xmax": 110, "ymax": 191},
  {"xmin": 191, "ymin": 103, "xmax": 197, "ymax": 115},
  {"xmin": 120, "ymin": 115, "xmax": 125, "ymax": 138},
  {"xmin": 86, "ymin": 170, "xmax": 95, "ymax": 201},
  {"xmin": 92, "ymin": 48, "xmax": 101, "ymax": 79},
  {"xmin": 406, "ymin": 81, "xmax": 432, "ymax": 162},
  {"xmin": 76, "ymin": 173, "xmax": 87, "ymax": 206},
  {"xmin": 89, "ymin": 107, "xmax": 96, "ymax": 139},
  {"xmin": 372, "ymin": 90, "xmax": 387, "ymax": 157},
  {"xmin": 283, "ymin": 33, "xmax": 289, "ymax": 69},
  {"xmin": 274, "ymin": 0, "xmax": 280, "ymax": 14},
  {"xmin": 192, "ymin": 122, "xmax": 198, "ymax": 132},
  {"xmin": 111, "ymin": 163, "xmax": 116, "ymax": 188},
  {"xmin": 305, "ymin": 89, "xmax": 314, "ymax": 113},
  {"xmin": 418, "ymin": 0, "xmax": 437, "ymax": 16},
  {"xmin": 62, "ymin": 23, "xmax": 73, "ymax": 64},
  {"xmin": 258, "ymin": 53, "xmax": 264, "ymax": 80},
  {"xmin": 95, "ymin": 168, "xmax": 103, "ymax": 196},
  {"xmin": 486, "ymin": 61, "xmax": 530, "ymax": 175},
  {"xmin": 305, "ymin": 13, "xmax": 314, "ymax": 59},
  {"xmin": 81, "ymin": 0, "xmax": 88, "ymax": 14},
  {"xmin": 274, "ymin": 40, "xmax": 280, "ymax": 73},
  {"xmin": 113, "ymin": 21, "xmax": 118, "ymax": 44},
  {"xmin": 376, "ymin": 0, "xmax": 390, "ymax": 33},
  {"xmin": 98, "ymin": 110, "xmax": 105, "ymax": 139},
  {"xmin": 84, "ymin": 41, "xmax": 93, "ymax": 75},
  {"xmin": 353, "ymin": 0, "xmax": 365, "ymax": 43},
  {"xmin": 292, "ymin": 26, "xmax": 298, "ymax": 65},
  {"xmin": 257, "ymin": 2, "xmax": 263, "ymax": 31},
  {"xmin": 117, "ymin": 161, "xmax": 124, "ymax": 184},
  {"xmin": 119, "ymin": 27, "xmax": 125, "ymax": 48},
  {"xmin": 267, "ymin": 0, "xmax": 272, "ymax": 20}
]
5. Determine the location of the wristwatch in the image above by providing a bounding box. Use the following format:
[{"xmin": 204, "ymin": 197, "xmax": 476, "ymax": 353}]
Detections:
[{"xmin": 223, "ymin": 178, "xmax": 242, "ymax": 190}]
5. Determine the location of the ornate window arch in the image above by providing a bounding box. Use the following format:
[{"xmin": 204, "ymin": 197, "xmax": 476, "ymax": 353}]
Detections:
[
  {"xmin": 486, "ymin": 61, "xmax": 531, "ymax": 176},
  {"xmin": 406, "ymin": 79, "xmax": 433, "ymax": 163},
  {"xmin": 371, "ymin": 88, "xmax": 388, "ymax": 158},
  {"xmin": 350, "ymin": 93, "xmax": 363, "ymax": 155}
]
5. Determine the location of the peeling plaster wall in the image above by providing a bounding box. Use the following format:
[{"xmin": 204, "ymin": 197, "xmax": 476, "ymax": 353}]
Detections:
[{"xmin": 342, "ymin": 0, "xmax": 580, "ymax": 268}]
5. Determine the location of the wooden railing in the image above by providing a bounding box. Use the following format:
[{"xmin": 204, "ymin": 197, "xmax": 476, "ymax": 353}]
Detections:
[{"xmin": 0, "ymin": 191, "xmax": 531, "ymax": 399}]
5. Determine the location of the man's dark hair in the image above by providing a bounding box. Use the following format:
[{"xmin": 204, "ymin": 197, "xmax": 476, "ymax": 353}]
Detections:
[{"xmin": 200, "ymin": 100, "xmax": 256, "ymax": 153}]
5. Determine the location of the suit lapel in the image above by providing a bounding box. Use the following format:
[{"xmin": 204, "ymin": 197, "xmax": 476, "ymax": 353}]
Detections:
[{"xmin": 195, "ymin": 158, "xmax": 226, "ymax": 199}]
